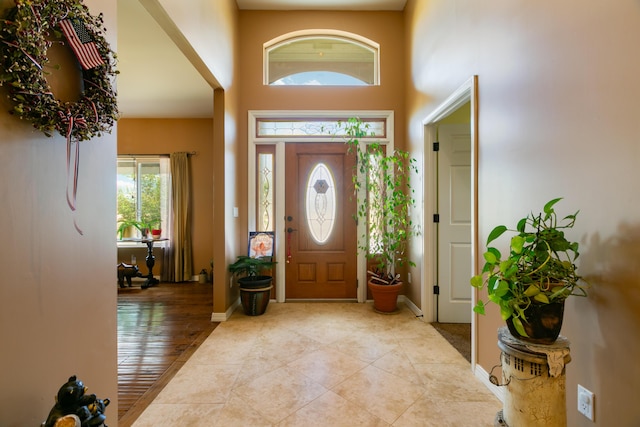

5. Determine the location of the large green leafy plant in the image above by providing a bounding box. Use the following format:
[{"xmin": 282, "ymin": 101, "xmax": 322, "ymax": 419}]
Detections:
[
  {"xmin": 470, "ymin": 198, "xmax": 588, "ymax": 337},
  {"xmin": 340, "ymin": 118, "xmax": 419, "ymax": 285},
  {"xmin": 228, "ymin": 256, "xmax": 276, "ymax": 279}
]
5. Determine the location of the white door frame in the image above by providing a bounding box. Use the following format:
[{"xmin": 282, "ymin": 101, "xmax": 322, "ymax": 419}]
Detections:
[
  {"xmin": 248, "ymin": 110, "xmax": 394, "ymax": 303},
  {"xmin": 421, "ymin": 76, "xmax": 478, "ymax": 366}
]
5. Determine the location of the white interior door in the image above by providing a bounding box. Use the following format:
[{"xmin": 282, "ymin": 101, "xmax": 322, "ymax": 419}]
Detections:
[{"xmin": 437, "ymin": 124, "xmax": 471, "ymax": 323}]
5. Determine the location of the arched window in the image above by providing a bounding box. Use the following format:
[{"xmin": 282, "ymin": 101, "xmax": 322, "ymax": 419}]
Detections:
[{"xmin": 264, "ymin": 30, "xmax": 380, "ymax": 86}]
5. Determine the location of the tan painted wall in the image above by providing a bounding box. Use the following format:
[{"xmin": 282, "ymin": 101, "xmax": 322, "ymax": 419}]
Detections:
[
  {"xmin": 129, "ymin": 0, "xmax": 240, "ymax": 316},
  {"xmin": 0, "ymin": 0, "xmax": 118, "ymax": 424},
  {"xmin": 237, "ymin": 10, "xmax": 407, "ymax": 299},
  {"xmin": 118, "ymin": 118, "xmax": 214, "ymax": 277},
  {"xmin": 405, "ymin": 1, "xmax": 640, "ymax": 425}
]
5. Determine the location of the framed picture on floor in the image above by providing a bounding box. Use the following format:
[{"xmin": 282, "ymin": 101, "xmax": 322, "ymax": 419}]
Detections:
[{"xmin": 248, "ymin": 231, "xmax": 274, "ymax": 258}]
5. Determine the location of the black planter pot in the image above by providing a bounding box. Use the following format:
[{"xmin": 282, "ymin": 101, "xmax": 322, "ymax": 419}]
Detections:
[
  {"xmin": 238, "ymin": 275, "xmax": 273, "ymax": 289},
  {"xmin": 506, "ymin": 301, "xmax": 565, "ymax": 344},
  {"xmin": 239, "ymin": 285, "xmax": 272, "ymax": 316}
]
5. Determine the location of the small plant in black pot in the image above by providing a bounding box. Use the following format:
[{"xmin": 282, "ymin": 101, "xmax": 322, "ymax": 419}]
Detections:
[
  {"xmin": 228, "ymin": 255, "xmax": 276, "ymax": 289},
  {"xmin": 229, "ymin": 255, "xmax": 276, "ymax": 316},
  {"xmin": 470, "ymin": 197, "xmax": 588, "ymax": 344}
]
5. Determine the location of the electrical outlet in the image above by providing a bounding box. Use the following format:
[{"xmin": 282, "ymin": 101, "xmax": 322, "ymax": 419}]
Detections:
[{"xmin": 577, "ymin": 384, "xmax": 594, "ymax": 421}]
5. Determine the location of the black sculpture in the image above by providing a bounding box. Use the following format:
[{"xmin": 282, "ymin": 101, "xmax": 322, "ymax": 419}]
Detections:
[
  {"xmin": 43, "ymin": 376, "xmax": 110, "ymax": 427},
  {"xmin": 117, "ymin": 262, "xmax": 141, "ymax": 287}
]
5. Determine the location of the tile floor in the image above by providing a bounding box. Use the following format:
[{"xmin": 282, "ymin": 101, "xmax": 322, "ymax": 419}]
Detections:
[{"xmin": 131, "ymin": 302, "xmax": 501, "ymax": 426}]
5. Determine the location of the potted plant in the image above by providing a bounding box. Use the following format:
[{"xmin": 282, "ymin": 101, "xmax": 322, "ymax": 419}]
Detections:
[
  {"xmin": 340, "ymin": 118, "xmax": 419, "ymax": 313},
  {"xmin": 470, "ymin": 198, "xmax": 588, "ymax": 343},
  {"xmin": 228, "ymin": 255, "xmax": 276, "ymax": 316},
  {"xmin": 117, "ymin": 219, "xmax": 146, "ymax": 240},
  {"xmin": 148, "ymin": 218, "xmax": 162, "ymax": 239}
]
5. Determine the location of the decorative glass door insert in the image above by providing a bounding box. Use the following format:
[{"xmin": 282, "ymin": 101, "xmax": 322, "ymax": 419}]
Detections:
[{"xmin": 305, "ymin": 163, "xmax": 336, "ymax": 244}]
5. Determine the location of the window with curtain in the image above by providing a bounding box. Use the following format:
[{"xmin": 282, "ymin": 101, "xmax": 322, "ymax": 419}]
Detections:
[{"xmin": 117, "ymin": 156, "xmax": 170, "ymax": 240}]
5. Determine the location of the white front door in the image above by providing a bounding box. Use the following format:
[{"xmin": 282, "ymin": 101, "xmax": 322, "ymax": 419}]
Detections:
[{"xmin": 437, "ymin": 124, "xmax": 471, "ymax": 322}]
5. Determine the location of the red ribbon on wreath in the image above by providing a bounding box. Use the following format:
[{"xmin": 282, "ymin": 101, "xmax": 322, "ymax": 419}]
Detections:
[{"xmin": 58, "ymin": 109, "xmax": 88, "ymax": 235}]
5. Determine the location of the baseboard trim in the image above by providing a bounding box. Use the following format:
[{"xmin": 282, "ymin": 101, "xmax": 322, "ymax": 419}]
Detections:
[
  {"xmin": 400, "ymin": 295, "xmax": 423, "ymax": 318},
  {"xmin": 475, "ymin": 363, "xmax": 505, "ymax": 402},
  {"xmin": 211, "ymin": 298, "xmax": 240, "ymax": 322}
]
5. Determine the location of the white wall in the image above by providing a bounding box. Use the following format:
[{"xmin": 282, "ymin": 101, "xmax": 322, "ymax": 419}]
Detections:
[
  {"xmin": 0, "ymin": 0, "xmax": 118, "ymax": 425},
  {"xmin": 406, "ymin": 1, "xmax": 640, "ymax": 425}
]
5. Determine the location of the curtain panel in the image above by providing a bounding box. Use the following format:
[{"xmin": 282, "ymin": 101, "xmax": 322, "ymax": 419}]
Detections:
[{"xmin": 168, "ymin": 152, "xmax": 193, "ymax": 281}]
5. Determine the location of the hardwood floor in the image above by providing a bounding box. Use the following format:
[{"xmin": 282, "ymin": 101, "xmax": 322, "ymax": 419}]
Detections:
[{"xmin": 117, "ymin": 281, "xmax": 217, "ymax": 426}]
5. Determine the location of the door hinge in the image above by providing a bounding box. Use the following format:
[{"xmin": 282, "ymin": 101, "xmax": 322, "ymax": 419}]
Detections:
[
  {"xmin": 433, "ymin": 142, "xmax": 440, "ymax": 152},
  {"xmin": 433, "ymin": 214, "xmax": 440, "ymax": 223},
  {"xmin": 433, "ymin": 285, "xmax": 440, "ymax": 295}
]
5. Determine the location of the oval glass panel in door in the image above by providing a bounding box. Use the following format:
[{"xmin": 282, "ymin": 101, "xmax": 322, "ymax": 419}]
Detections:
[{"xmin": 305, "ymin": 162, "xmax": 336, "ymax": 244}]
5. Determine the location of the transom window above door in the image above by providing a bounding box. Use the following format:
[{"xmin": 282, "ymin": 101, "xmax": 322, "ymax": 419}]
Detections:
[{"xmin": 264, "ymin": 31, "xmax": 380, "ymax": 86}]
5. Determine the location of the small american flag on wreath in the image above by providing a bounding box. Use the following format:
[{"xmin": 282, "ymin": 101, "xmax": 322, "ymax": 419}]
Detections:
[{"xmin": 59, "ymin": 19, "xmax": 105, "ymax": 70}]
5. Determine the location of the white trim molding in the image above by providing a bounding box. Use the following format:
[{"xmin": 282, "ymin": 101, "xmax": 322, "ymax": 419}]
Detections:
[
  {"xmin": 248, "ymin": 110, "xmax": 394, "ymax": 304},
  {"xmin": 211, "ymin": 298, "xmax": 240, "ymax": 322}
]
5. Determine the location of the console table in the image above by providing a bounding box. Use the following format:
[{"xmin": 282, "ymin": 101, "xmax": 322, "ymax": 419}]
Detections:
[{"xmin": 119, "ymin": 238, "xmax": 168, "ymax": 288}]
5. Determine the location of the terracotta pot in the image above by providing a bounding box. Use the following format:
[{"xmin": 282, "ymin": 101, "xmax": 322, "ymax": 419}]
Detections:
[
  {"xmin": 506, "ymin": 301, "xmax": 565, "ymax": 344},
  {"xmin": 368, "ymin": 280, "xmax": 402, "ymax": 313}
]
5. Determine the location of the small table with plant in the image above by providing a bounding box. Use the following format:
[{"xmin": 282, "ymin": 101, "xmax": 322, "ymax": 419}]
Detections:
[{"xmin": 120, "ymin": 238, "xmax": 168, "ymax": 289}]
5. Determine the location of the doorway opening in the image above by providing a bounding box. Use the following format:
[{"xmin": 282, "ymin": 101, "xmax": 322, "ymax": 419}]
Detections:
[{"xmin": 422, "ymin": 76, "xmax": 479, "ymax": 366}]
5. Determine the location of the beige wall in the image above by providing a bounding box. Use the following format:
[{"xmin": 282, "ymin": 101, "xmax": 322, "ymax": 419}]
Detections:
[
  {"xmin": 405, "ymin": 1, "xmax": 640, "ymax": 425},
  {"xmin": 118, "ymin": 118, "xmax": 214, "ymax": 277},
  {"xmin": 0, "ymin": 0, "xmax": 118, "ymax": 424}
]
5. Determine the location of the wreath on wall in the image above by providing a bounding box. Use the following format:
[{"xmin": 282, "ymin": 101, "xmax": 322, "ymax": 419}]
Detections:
[{"xmin": 0, "ymin": 0, "xmax": 118, "ymax": 141}]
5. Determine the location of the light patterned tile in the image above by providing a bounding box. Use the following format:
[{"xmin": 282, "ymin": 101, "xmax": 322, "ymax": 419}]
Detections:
[
  {"xmin": 132, "ymin": 302, "xmax": 497, "ymax": 427},
  {"xmin": 131, "ymin": 403, "xmax": 223, "ymax": 427},
  {"xmin": 279, "ymin": 391, "xmax": 389, "ymax": 427},
  {"xmin": 328, "ymin": 333, "xmax": 399, "ymax": 363},
  {"xmin": 233, "ymin": 366, "xmax": 328, "ymax": 424},
  {"xmin": 153, "ymin": 364, "xmax": 240, "ymax": 404},
  {"xmin": 372, "ymin": 349, "xmax": 424, "ymax": 385},
  {"xmin": 233, "ymin": 353, "xmax": 286, "ymax": 387},
  {"xmin": 397, "ymin": 335, "xmax": 469, "ymax": 365},
  {"xmin": 288, "ymin": 347, "xmax": 369, "ymax": 388},
  {"xmin": 295, "ymin": 318, "xmax": 361, "ymax": 345},
  {"xmin": 413, "ymin": 363, "xmax": 499, "ymax": 402},
  {"xmin": 251, "ymin": 329, "xmax": 322, "ymax": 364},
  {"xmin": 393, "ymin": 398, "xmax": 502, "ymax": 427},
  {"xmin": 381, "ymin": 318, "xmax": 442, "ymax": 341},
  {"xmin": 333, "ymin": 365, "xmax": 426, "ymax": 424},
  {"xmin": 188, "ymin": 332, "xmax": 257, "ymax": 365},
  {"xmin": 212, "ymin": 393, "xmax": 274, "ymax": 426}
]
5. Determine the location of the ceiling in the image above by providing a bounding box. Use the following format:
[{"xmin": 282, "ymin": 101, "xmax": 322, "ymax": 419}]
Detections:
[{"xmin": 116, "ymin": 0, "xmax": 407, "ymax": 118}]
